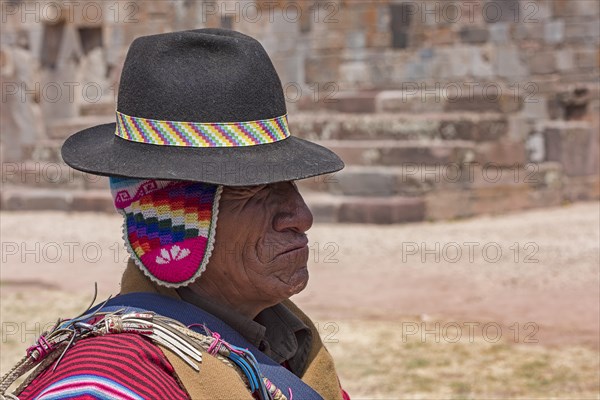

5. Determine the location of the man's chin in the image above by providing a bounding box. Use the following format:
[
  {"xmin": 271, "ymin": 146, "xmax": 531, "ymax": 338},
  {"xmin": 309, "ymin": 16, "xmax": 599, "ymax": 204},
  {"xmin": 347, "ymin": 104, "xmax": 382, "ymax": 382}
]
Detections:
[{"xmin": 282, "ymin": 265, "xmax": 309, "ymax": 296}]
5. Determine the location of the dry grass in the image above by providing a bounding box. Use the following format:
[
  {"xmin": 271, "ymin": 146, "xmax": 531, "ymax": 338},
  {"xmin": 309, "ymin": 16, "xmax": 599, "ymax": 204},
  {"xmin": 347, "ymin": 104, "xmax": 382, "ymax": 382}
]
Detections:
[
  {"xmin": 326, "ymin": 319, "xmax": 600, "ymax": 399},
  {"xmin": 1, "ymin": 289, "xmax": 598, "ymax": 399}
]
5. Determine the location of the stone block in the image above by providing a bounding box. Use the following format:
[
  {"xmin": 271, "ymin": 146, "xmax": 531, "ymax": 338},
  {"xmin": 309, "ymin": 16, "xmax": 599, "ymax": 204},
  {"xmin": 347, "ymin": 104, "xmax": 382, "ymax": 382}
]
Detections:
[
  {"xmin": 294, "ymin": 113, "xmax": 508, "ymax": 143},
  {"xmin": 338, "ymin": 196, "xmax": 425, "ymax": 224},
  {"xmin": 339, "ymin": 61, "xmax": 370, "ymax": 87},
  {"xmin": 494, "ymin": 45, "xmax": 529, "ymax": 78},
  {"xmin": 526, "ymin": 162, "xmax": 564, "ymax": 190},
  {"xmin": 508, "ymin": 116, "xmax": 534, "ymax": 142},
  {"xmin": 143, "ymin": 1, "xmax": 173, "ymax": 15},
  {"xmin": 374, "ymin": 91, "xmax": 445, "ymax": 113},
  {"xmin": 489, "ymin": 22, "xmax": 510, "ymax": 44},
  {"xmin": 554, "ymin": 1, "xmax": 600, "ymax": 18},
  {"xmin": 304, "ymin": 55, "xmax": 340, "ymax": 84},
  {"xmin": 544, "ymin": 19, "xmax": 565, "ymax": 44},
  {"xmin": 2, "ymin": 188, "xmax": 71, "ymax": 211},
  {"xmin": 459, "ymin": 27, "xmax": 489, "ymax": 44},
  {"xmin": 346, "ymin": 31, "xmax": 366, "ymax": 49},
  {"xmin": 564, "ymin": 20, "xmax": 600, "ymax": 43},
  {"xmin": 367, "ymin": 31, "xmax": 391, "ymax": 48},
  {"xmin": 475, "ymin": 140, "xmax": 527, "ymax": 167},
  {"xmin": 438, "ymin": 119, "xmax": 476, "ymax": 141},
  {"xmin": 555, "ymin": 48, "xmax": 575, "ymax": 71},
  {"xmin": 0, "ymin": 161, "xmax": 85, "ymax": 189},
  {"xmin": 466, "ymin": 164, "xmax": 535, "ymax": 189},
  {"xmin": 444, "ymin": 92, "xmax": 522, "ymax": 114},
  {"xmin": 46, "ymin": 116, "xmax": 114, "ymax": 139},
  {"xmin": 483, "ymin": 0, "xmax": 521, "ymax": 23},
  {"xmin": 512, "ymin": 21, "xmax": 543, "ymax": 41},
  {"xmin": 525, "ymin": 130, "xmax": 545, "ymax": 162},
  {"xmin": 21, "ymin": 140, "xmax": 63, "ymax": 163},
  {"xmin": 469, "ymin": 47, "xmax": 494, "ymax": 78},
  {"xmin": 448, "ymin": 117, "xmax": 508, "ymax": 142},
  {"xmin": 71, "ymin": 191, "xmax": 114, "ymax": 212},
  {"xmin": 543, "ymin": 122, "xmax": 598, "ymax": 176},
  {"xmin": 562, "ymin": 176, "xmax": 600, "ymax": 201},
  {"xmin": 424, "ymin": 27, "xmax": 455, "ymax": 46},
  {"xmin": 433, "ymin": 47, "xmax": 469, "ymax": 79},
  {"xmin": 528, "ymin": 187, "xmax": 563, "ymax": 208},
  {"xmin": 521, "ymin": 96, "xmax": 549, "ymax": 120},
  {"xmin": 332, "ymin": 167, "xmax": 396, "ymax": 196},
  {"xmin": 432, "ymin": 46, "xmax": 494, "ymax": 79},
  {"xmin": 321, "ymin": 143, "xmax": 377, "ymax": 166},
  {"xmin": 425, "ymin": 190, "xmax": 472, "ymax": 221},
  {"xmin": 469, "ymin": 184, "xmax": 531, "ymax": 215},
  {"xmin": 303, "ymin": 193, "xmax": 342, "ymax": 224},
  {"xmin": 80, "ymin": 100, "xmax": 116, "ymax": 117},
  {"xmin": 528, "ymin": 51, "xmax": 556, "ymax": 75},
  {"xmin": 395, "ymin": 166, "xmax": 437, "ymax": 196},
  {"xmin": 297, "ymin": 174, "xmax": 336, "ymax": 193},
  {"xmin": 313, "ymin": 30, "xmax": 346, "ymax": 51},
  {"xmin": 84, "ymin": 175, "xmax": 110, "ymax": 190},
  {"xmin": 378, "ymin": 142, "xmax": 473, "ymax": 167},
  {"xmin": 322, "ymin": 91, "xmax": 378, "ymax": 113},
  {"xmin": 575, "ymin": 49, "xmax": 599, "ymax": 69}
]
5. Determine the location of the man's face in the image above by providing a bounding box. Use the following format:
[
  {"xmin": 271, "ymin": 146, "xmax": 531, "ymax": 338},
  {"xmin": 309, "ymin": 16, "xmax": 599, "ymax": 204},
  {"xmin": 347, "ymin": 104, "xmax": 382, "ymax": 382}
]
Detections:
[{"xmin": 205, "ymin": 181, "xmax": 313, "ymax": 305}]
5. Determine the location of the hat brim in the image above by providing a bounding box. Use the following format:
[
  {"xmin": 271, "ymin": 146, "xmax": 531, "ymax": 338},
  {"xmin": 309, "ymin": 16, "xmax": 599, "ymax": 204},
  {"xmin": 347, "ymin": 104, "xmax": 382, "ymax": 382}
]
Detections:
[{"xmin": 62, "ymin": 123, "xmax": 344, "ymax": 186}]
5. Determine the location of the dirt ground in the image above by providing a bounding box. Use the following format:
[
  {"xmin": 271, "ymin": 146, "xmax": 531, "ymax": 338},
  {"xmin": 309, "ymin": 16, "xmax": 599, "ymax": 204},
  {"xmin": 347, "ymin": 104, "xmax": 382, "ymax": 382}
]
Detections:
[{"xmin": 1, "ymin": 202, "xmax": 599, "ymax": 399}]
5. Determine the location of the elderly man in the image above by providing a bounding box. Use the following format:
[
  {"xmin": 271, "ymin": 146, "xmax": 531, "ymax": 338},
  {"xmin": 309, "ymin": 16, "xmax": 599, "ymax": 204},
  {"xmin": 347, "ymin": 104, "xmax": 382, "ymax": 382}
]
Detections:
[{"xmin": 1, "ymin": 29, "xmax": 348, "ymax": 399}]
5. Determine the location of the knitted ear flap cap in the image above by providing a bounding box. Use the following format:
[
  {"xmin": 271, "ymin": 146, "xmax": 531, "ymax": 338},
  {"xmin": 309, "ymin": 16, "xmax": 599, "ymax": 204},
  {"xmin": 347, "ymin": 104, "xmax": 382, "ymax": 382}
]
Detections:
[{"xmin": 110, "ymin": 177, "xmax": 221, "ymax": 288}]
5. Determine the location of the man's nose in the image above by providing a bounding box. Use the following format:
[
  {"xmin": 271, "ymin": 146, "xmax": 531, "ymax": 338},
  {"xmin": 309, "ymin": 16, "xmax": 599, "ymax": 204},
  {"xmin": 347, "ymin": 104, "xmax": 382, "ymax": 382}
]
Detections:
[{"xmin": 272, "ymin": 183, "xmax": 313, "ymax": 234}]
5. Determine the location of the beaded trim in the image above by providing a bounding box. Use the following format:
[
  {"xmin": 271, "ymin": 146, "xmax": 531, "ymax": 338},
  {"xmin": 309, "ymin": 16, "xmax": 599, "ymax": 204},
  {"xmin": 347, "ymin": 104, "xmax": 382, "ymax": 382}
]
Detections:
[{"xmin": 115, "ymin": 111, "xmax": 290, "ymax": 147}]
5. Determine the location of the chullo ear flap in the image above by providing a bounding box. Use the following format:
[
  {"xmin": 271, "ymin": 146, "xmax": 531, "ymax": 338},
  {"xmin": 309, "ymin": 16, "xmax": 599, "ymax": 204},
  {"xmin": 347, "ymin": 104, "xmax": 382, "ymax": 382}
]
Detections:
[{"xmin": 110, "ymin": 177, "xmax": 221, "ymax": 287}]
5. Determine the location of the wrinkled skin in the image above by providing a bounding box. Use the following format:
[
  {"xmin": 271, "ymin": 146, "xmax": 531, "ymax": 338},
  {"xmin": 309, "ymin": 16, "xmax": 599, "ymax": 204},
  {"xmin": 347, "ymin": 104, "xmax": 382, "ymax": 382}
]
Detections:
[{"xmin": 189, "ymin": 181, "xmax": 313, "ymax": 319}]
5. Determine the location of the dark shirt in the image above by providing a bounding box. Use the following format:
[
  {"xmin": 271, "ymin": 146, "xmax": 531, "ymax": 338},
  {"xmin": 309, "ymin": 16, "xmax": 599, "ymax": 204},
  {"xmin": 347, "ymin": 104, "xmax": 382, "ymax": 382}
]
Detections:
[{"xmin": 177, "ymin": 287, "xmax": 312, "ymax": 376}]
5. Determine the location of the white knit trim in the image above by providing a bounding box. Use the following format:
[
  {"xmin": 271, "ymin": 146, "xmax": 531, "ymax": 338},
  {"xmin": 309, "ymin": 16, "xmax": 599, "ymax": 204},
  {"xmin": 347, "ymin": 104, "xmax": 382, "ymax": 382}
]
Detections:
[{"xmin": 120, "ymin": 185, "xmax": 223, "ymax": 288}]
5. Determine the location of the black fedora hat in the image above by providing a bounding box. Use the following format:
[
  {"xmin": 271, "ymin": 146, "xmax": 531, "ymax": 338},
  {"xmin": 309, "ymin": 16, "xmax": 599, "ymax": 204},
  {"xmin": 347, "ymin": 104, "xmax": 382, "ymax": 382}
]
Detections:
[{"xmin": 61, "ymin": 29, "xmax": 344, "ymax": 186}]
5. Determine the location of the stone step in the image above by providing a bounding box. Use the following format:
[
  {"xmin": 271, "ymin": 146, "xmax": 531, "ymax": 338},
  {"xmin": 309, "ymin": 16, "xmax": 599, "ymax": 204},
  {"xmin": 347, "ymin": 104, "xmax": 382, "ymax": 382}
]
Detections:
[
  {"xmin": 0, "ymin": 186, "xmax": 425, "ymax": 224},
  {"xmin": 302, "ymin": 192, "xmax": 425, "ymax": 224},
  {"xmin": 14, "ymin": 137, "xmax": 482, "ymax": 168},
  {"xmin": 374, "ymin": 89, "xmax": 524, "ymax": 114},
  {"xmin": 46, "ymin": 116, "xmax": 114, "ymax": 139},
  {"xmin": 3, "ymin": 159, "xmax": 564, "ymax": 199},
  {"xmin": 316, "ymin": 139, "xmax": 476, "ymax": 166},
  {"xmin": 297, "ymin": 89, "xmax": 524, "ymax": 114},
  {"xmin": 2, "ymin": 174, "xmax": 597, "ymax": 224},
  {"xmin": 43, "ymin": 112, "xmax": 508, "ymax": 142},
  {"xmin": 297, "ymin": 162, "xmax": 567, "ymax": 197},
  {"xmin": 21, "ymin": 140, "xmax": 65, "ymax": 163},
  {"xmin": 289, "ymin": 112, "xmax": 508, "ymax": 142},
  {"xmin": 1, "ymin": 187, "xmax": 114, "ymax": 213},
  {"xmin": 80, "ymin": 100, "xmax": 116, "ymax": 117},
  {"xmin": 13, "ymin": 139, "xmax": 524, "ymax": 178},
  {"xmin": 1, "ymin": 161, "xmax": 109, "ymax": 190}
]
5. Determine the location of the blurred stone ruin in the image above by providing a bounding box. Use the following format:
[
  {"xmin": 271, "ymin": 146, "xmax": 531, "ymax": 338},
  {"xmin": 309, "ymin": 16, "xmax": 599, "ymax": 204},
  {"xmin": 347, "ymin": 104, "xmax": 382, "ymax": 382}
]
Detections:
[{"xmin": 1, "ymin": 0, "xmax": 598, "ymax": 223}]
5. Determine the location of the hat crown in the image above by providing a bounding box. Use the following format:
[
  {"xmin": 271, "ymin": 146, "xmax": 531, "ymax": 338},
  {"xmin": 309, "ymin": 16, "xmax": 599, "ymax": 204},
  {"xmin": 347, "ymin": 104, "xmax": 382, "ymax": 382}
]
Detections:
[{"xmin": 116, "ymin": 29, "xmax": 286, "ymax": 123}]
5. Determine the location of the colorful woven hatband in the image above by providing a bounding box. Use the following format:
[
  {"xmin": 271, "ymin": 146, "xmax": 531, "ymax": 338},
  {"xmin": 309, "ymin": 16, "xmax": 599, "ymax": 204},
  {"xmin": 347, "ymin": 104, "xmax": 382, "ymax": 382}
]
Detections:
[
  {"xmin": 110, "ymin": 177, "xmax": 222, "ymax": 287},
  {"xmin": 115, "ymin": 111, "xmax": 290, "ymax": 148}
]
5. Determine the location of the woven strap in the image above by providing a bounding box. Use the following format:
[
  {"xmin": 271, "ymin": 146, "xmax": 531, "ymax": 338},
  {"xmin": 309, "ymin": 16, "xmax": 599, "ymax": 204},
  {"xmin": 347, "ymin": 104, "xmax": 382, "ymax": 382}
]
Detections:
[{"xmin": 115, "ymin": 111, "xmax": 290, "ymax": 147}]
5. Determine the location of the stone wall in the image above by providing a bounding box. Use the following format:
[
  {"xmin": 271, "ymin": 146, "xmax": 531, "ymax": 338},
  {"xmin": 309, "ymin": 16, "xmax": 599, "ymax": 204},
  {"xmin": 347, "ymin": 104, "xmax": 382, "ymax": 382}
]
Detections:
[{"xmin": 1, "ymin": 0, "xmax": 598, "ymax": 223}]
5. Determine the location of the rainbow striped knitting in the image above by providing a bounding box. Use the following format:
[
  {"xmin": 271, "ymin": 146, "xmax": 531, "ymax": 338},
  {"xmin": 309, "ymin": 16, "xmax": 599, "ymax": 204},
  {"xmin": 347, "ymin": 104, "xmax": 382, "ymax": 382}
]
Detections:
[
  {"xmin": 115, "ymin": 111, "xmax": 290, "ymax": 147},
  {"xmin": 110, "ymin": 177, "xmax": 221, "ymax": 287}
]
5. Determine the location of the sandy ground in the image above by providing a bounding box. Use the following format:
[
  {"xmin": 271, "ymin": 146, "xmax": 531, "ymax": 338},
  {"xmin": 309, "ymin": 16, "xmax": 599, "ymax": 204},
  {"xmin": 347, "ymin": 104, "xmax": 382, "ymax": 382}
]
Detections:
[{"xmin": 1, "ymin": 202, "xmax": 599, "ymax": 398}]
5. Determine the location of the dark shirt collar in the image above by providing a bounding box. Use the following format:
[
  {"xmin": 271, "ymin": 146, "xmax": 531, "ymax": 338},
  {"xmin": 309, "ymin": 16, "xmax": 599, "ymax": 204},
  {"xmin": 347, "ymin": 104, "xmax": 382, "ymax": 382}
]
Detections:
[{"xmin": 177, "ymin": 287, "xmax": 312, "ymax": 376}]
